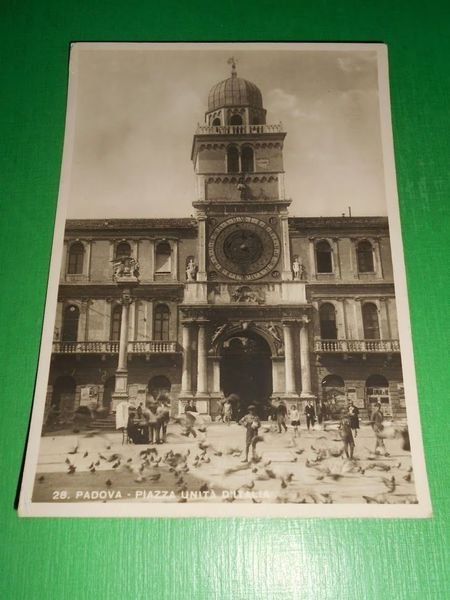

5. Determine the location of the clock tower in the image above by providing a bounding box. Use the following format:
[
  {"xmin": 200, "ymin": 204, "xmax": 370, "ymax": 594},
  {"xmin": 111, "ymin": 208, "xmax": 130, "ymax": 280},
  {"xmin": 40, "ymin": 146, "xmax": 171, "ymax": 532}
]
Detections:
[
  {"xmin": 191, "ymin": 59, "xmax": 293, "ymax": 284},
  {"xmin": 181, "ymin": 59, "xmax": 313, "ymax": 416}
]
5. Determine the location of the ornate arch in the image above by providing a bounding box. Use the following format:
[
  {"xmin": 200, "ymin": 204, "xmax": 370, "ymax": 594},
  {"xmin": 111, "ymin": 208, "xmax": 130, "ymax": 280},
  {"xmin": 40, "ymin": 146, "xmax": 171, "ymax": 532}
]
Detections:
[{"xmin": 211, "ymin": 322, "xmax": 279, "ymax": 357}]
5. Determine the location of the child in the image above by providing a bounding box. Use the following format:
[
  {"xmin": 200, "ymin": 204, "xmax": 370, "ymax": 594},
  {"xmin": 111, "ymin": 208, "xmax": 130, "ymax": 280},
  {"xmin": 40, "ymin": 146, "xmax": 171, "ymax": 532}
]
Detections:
[
  {"xmin": 289, "ymin": 404, "xmax": 300, "ymax": 437},
  {"xmin": 339, "ymin": 415, "xmax": 355, "ymax": 459},
  {"xmin": 239, "ymin": 405, "xmax": 261, "ymax": 462}
]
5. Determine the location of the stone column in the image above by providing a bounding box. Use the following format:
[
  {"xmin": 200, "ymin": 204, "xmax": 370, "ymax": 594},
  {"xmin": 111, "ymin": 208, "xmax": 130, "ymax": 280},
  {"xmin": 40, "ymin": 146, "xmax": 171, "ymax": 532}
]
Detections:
[
  {"xmin": 197, "ymin": 213, "xmax": 207, "ymax": 282},
  {"xmin": 112, "ymin": 288, "xmax": 133, "ymax": 410},
  {"xmin": 196, "ymin": 321, "xmax": 208, "ymax": 396},
  {"xmin": 117, "ymin": 295, "xmax": 131, "ymax": 371},
  {"xmin": 308, "ymin": 238, "xmax": 316, "ymax": 281},
  {"xmin": 373, "ymin": 237, "xmax": 384, "ymax": 278},
  {"xmin": 211, "ymin": 357, "xmax": 221, "ymax": 395},
  {"xmin": 280, "ymin": 214, "xmax": 292, "ymax": 280},
  {"xmin": 299, "ymin": 316, "xmax": 313, "ymax": 397},
  {"xmin": 180, "ymin": 322, "xmax": 194, "ymax": 397},
  {"xmin": 283, "ymin": 322, "xmax": 296, "ymax": 395}
]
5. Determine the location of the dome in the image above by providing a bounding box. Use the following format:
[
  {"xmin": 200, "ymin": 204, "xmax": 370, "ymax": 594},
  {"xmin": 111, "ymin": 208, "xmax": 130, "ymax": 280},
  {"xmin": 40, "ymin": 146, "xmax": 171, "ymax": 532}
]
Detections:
[{"xmin": 208, "ymin": 72, "xmax": 263, "ymax": 111}]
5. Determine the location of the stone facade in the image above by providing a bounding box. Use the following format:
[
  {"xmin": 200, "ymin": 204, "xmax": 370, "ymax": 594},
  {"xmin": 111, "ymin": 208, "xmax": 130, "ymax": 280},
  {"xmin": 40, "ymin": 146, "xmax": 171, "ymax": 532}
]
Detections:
[{"xmin": 46, "ymin": 66, "xmax": 404, "ymax": 424}]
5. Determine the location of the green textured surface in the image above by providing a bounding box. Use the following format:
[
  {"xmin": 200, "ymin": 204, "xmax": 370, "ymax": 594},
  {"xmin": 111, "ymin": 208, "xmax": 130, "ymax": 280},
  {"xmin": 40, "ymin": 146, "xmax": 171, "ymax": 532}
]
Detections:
[{"xmin": 1, "ymin": 1, "xmax": 449, "ymax": 598}]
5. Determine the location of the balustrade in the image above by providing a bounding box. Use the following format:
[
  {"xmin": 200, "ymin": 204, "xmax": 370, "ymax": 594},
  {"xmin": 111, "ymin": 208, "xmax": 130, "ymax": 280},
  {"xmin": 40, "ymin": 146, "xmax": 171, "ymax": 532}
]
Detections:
[
  {"xmin": 196, "ymin": 123, "xmax": 283, "ymax": 135},
  {"xmin": 314, "ymin": 339, "xmax": 400, "ymax": 353},
  {"xmin": 53, "ymin": 340, "xmax": 178, "ymax": 354}
]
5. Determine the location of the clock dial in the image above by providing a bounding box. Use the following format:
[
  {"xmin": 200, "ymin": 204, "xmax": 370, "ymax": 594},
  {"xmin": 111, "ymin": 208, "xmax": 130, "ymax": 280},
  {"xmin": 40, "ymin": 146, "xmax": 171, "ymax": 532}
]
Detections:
[{"xmin": 208, "ymin": 216, "xmax": 281, "ymax": 281}]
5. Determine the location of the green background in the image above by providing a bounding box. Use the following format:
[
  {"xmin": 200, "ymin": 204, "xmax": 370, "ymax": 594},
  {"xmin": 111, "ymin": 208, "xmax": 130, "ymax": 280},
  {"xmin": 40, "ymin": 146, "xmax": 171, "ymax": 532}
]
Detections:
[{"xmin": 1, "ymin": 1, "xmax": 449, "ymax": 598}]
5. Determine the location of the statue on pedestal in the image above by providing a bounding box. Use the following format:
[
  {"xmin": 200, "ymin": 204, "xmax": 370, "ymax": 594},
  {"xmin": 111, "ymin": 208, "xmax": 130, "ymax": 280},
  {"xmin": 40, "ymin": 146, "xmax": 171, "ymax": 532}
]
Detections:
[{"xmin": 186, "ymin": 258, "xmax": 198, "ymax": 281}]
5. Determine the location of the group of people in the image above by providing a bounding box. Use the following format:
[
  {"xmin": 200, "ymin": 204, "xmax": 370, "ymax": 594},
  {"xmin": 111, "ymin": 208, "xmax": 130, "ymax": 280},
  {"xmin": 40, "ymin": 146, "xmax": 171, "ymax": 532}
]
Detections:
[
  {"xmin": 126, "ymin": 394, "xmax": 171, "ymax": 445},
  {"xmin": 269, "ymin": 398, "xmax": 318, "ymax": 436}
]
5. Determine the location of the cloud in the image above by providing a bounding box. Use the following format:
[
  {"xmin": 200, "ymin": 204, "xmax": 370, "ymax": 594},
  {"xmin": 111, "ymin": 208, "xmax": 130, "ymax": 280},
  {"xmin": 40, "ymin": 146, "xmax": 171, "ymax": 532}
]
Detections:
[{"xmin": 266, "ymin": 88, "xmax": 322, "ymax": 122}]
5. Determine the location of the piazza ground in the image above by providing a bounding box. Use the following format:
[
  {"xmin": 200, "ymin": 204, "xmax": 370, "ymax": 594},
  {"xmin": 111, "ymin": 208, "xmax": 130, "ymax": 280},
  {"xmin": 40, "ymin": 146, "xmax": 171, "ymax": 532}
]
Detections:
[{"xmin": 32, "ymin": 420, "xmax": 416, "ymax": 505}]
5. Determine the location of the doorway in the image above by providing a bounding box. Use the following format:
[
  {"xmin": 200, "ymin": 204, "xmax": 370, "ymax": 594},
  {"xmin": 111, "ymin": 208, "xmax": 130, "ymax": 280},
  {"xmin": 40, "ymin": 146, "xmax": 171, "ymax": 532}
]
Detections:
[{"xmin": 220, "ymin": 333, "xmax": 272, "ymax": 419}]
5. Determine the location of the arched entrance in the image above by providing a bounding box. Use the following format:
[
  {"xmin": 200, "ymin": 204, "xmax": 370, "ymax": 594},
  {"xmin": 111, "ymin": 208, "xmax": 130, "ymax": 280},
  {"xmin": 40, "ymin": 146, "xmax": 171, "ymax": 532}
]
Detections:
[
  {"xmin": 220, "ymin": 332, "xmax": 272, "ymax": 419},
  {"xmin": 52, "ymin": 375, "xmax": 76, "ymax": 422},
  {"xmin": 148, "ymin": 375, "xmax": 171, "ymax": 401}
]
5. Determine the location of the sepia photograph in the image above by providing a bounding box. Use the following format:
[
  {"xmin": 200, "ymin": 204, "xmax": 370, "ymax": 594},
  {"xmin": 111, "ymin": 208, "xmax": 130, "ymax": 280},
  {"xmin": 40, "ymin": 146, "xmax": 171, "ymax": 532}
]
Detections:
[{"xmin": 19, "ymin": 42, "xmax": 431, "ymax": 517}]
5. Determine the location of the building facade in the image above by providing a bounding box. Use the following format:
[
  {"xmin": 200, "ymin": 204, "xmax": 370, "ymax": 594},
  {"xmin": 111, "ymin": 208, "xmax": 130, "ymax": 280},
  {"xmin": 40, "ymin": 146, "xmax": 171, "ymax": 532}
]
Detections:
[{"xmin": 46, "ymin": 64, "xmax": 405, "ymax": 425}]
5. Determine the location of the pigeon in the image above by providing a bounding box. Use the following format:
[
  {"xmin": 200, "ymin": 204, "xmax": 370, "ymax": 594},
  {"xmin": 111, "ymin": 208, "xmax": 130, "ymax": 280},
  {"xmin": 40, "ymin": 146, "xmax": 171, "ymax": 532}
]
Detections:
[
  {"xmin": 67, "ymin": 464, "xmax": 76, "ymax": 474},
  {"xmin": 105, "ymin": 479, "xmax": 113, "ymax": 487},
  {"xmin": 381, "ymin": 476, "xmax": 396, "ymax": 493},
  {"xmin": 362, "ymin": 494, "xmax": 388, "ymax": 504},
  {"xmin": 37, "ymin": 475, "xmax": 45, "ymax": 483},
  {"xmin": 239, "ymin": 481, "xmax": 255, "ymax": 492}
]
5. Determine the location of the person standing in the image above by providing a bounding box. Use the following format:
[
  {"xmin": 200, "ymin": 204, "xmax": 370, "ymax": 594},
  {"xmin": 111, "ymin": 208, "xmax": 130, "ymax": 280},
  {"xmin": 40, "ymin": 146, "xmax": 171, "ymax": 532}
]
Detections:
[
  {"xmin": 276, "ymin": 399, "xmax": 288, "ymax": 433},
  {"xmin": 144, "ymin": 400, "xmax": 161, "ymax": 444},
  {"xmin": 371, "ymin": 402, "xmax": 388, "ymax": 456},
  {"xmin": 239, "ymin": 405, "xmax": 261, "ymax": 462},
  {"xmin": 339, "ymin": 415, "xmax": 355, "ymax": 459},
  {"xmin": 348, "ymin": 401, "xmax": 360, "ymax": 438},
  {"xmin": 289, "ymin": 404, "xmax": 300, "ymax": 437},
  {"xmin": 223, "ymin": 397, "xmax": 233, "ymax": 425},
  {"xmin": 304, "ymin": 400, "xmax": 316, "ymax": 431},
  {"xmin": 158, "ymin": 393, "xmax": 171, "ymax": 443}
]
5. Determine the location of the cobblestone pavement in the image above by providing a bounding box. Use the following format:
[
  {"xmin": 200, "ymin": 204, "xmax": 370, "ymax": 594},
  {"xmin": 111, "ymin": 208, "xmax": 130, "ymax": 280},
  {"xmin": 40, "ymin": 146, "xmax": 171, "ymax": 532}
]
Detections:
[{"xmin": 32, "ymin": 420, "xmax": 416, "ymax": 504}]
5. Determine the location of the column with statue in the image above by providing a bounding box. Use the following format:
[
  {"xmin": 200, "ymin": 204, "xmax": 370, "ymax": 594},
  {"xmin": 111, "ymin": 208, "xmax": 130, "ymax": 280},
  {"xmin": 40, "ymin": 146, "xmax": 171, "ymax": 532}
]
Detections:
[{"xmin": 111, "ymin": 256, "xmax": 140, "ymax": 411}]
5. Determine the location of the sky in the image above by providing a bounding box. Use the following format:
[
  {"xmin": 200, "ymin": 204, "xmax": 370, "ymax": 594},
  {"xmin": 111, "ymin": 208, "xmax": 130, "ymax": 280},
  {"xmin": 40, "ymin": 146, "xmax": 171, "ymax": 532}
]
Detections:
[{"xmin": 67, "ymin": 45, "xmax": 387, "ymax": 218}]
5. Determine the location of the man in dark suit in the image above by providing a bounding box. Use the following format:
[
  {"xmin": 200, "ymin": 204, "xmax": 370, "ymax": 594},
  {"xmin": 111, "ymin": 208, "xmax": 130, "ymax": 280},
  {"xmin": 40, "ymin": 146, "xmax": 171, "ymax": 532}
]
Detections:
[
  {"xmin": 275, "ymin": 399, "xmax": 288, "ymax": 433},
  {"xmin": 304, "ymin": 400, "xmax": 316, "ymax": 431}
]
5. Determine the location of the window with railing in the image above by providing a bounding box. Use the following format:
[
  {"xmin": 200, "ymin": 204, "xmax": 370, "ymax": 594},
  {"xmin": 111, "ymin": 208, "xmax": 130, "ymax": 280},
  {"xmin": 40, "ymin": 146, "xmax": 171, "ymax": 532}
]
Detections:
[
  {"xmin": 319, "ymin": 303, "xmax": 337, "ymax": 339},
  {"xmin": 61, "ymin": 305, "xmax": 80, "ymax": 342},
  {"xmin": 362, "ymin": 303, "xmax": 380, "ymax": 339},
  {"xmin": 154, "ymin": 304, "xmax": 170, "ymax": 341}
]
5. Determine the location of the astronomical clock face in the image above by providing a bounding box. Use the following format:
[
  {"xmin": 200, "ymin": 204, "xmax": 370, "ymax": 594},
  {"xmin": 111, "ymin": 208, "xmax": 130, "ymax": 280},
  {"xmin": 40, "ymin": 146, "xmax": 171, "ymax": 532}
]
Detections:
[{"xmin": 208, "ymin": 216, "xmax": 281, "ymax": 281}]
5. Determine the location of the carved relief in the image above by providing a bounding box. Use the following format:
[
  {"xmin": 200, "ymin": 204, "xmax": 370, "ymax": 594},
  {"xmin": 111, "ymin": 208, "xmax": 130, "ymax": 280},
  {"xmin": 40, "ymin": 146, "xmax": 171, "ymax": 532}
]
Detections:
[{"xmin": 230, "ymin": 285, "xmax": 265, "ymax": 304}]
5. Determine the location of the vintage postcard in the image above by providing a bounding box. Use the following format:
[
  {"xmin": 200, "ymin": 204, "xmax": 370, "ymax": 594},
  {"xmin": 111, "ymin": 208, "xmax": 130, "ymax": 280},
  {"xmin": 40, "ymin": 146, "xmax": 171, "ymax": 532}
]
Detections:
[{"xmin": 19, "ymin": 43, "xmax": 431, "ymax": 517}]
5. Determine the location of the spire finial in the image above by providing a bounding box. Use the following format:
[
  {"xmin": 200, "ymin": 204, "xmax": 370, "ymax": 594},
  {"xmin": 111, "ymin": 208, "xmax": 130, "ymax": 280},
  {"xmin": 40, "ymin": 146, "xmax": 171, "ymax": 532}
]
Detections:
[{"xmin": 227, "ymin": 56, "xmax": 237, "ymax": 78}]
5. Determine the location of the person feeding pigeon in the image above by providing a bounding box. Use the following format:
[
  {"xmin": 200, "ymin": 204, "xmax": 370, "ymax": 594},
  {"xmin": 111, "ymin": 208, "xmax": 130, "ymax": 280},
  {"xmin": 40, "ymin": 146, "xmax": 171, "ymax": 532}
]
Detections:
[{"xmin": 239, "ymin": 405, "xmax": 261, "ymax": 462}]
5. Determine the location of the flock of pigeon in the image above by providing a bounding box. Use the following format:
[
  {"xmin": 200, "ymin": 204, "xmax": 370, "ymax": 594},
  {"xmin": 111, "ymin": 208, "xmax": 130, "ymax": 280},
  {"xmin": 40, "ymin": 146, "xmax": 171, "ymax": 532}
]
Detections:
[{"xmin": 36, "ymin": 420, "xmax": 417, "ymax": 505}]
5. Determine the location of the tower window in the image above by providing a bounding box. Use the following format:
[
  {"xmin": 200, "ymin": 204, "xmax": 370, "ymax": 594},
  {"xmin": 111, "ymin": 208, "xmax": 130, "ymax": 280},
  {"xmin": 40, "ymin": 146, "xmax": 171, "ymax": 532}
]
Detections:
[
  {"xmin": 362, "ymin": 303, "xmax": 380, "ymax": 339},
  {"xmin": 241, "ymin": 146, "xmax": 254, "ymax": 172},
  {"xmin": 212, "ymin": 117, "xmax": 221, "ymax": 126},
  {"xmin": 357, "ymin": 240, "xmax": 374, "ymax": 273},
  {"xmin": 116, "ymin": 242, "xmax": 131, "ymax": 260},
  {"xmin": 154, "ymin": 304, "xmax": 170, "ymax": 340},
  {"xmin": 155, "ymin": 241, "xmax": 172, "ymax": 273},
  {"xmin": 316, "ymin": 240, "xmax": 333, "ymax": 273},
  {"xmin": 67, "ymin": 242, "xmax": 85, "ymax": 274},
  {"xmin": 61, "ymin": 305, "xmax": 80, "ymax": 342},
  {"xmin": 319, "ymin": 303, "xmax": 337, "ymax": 339},
  {"xmin": 230, "ymin": 114, "xmax": 243, "ymax": 126},
  {"xmin": 227, "ymin": 146, "xmax": 240, "ymax": 173},
  {"xmin": 110, "ymin": 305, "xmax": 122, "ymax": 341}
]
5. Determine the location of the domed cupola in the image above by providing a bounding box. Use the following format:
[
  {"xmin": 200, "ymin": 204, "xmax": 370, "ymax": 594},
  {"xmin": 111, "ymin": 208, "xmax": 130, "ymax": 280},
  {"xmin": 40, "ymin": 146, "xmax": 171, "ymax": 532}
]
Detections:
[{"xmin": 205, "ymin": 58, "xmax": 267, "ymax": 127}]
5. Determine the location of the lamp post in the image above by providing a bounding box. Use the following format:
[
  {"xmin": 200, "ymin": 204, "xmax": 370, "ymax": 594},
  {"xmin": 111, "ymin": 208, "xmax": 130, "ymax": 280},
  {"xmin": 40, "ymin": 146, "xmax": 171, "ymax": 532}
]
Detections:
[{"xmin": 111, "ymin": 256, "xmax": 140, "ymax": 411}]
